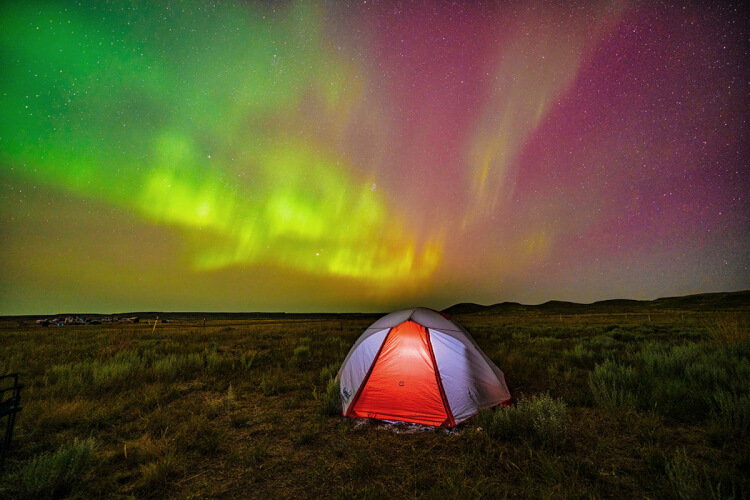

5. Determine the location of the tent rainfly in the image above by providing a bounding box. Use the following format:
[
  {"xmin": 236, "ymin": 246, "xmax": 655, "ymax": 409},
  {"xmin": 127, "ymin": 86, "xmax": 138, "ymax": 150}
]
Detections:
[{"xmin": 337, "ymin": 307, "xmax": 511, "ymax": 427}]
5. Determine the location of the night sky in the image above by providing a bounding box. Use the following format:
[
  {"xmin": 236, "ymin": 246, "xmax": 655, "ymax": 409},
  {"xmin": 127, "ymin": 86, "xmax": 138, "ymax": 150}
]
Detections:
[{"xmin": 1, "ymin": 1, "xmax": 748, "ymax": 314}]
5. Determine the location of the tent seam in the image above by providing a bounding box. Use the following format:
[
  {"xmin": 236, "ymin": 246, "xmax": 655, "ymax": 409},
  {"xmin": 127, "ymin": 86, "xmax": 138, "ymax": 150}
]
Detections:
[{"xmin": 425, "ymin": 328, "xmax": 456, "ymax": 427}]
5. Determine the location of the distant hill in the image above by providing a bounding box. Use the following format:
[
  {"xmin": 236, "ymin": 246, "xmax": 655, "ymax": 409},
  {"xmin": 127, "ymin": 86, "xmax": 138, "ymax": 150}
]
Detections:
[
  {"xmin": 444, "ymin": 302, "xmax": 528, "ymax": 315},
  {"xmin": 443, "ymin": 290, "xmax": 750, "ymax": 316},
  {"xmin": 4, "ymin": 290, "xmax": 748, "ymax": 321}
]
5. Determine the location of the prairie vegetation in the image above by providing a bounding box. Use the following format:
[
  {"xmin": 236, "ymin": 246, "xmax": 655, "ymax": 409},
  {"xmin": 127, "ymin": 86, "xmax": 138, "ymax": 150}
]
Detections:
[{"xmin": 0, "ymin": 306, "xmax": 748, "ymax": 498}]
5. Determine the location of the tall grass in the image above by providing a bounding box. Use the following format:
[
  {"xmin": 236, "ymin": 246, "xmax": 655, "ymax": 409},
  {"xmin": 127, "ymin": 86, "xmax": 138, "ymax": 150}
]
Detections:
[
  {"xmin": 711, "ymin": 391, "xmax": 750, "ymax": 437},
  {"xmin": 152, "ymin": 353, "xmax": 203, "ymax": 379},
  {"xmin": 46, "ymin": 351, "xmax": 146, "ymax": 394},
  {"xmin": 589, "ymin": 341, "xmax": 750, "ymax": 431},
  {"xmin": 15, "ymin": 437, "xmax": 95, "ymax": 499},
  {"xmin": 46, "ymin": 346, "xmax": 263, "ymax": 389},
  {"xmin": 665, "ymin": 448, "xmax": 731, "ymax": 500},
  {"xmin": 204, "ymin": 342, "xmax": 226, "ymax": 371},
  {"xmin": 92, "ymin": 350, "xmax": 146, "ymax": 387},
  {"xmin": 705, "ymin": 313, "xmax": 749, "ymax": 345}
]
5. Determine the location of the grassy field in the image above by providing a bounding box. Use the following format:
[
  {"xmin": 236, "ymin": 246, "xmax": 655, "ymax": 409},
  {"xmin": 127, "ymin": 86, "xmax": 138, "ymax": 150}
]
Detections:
[{"xmin": 0, "ymin": 305, "xmax": 748, "ymax": 498}]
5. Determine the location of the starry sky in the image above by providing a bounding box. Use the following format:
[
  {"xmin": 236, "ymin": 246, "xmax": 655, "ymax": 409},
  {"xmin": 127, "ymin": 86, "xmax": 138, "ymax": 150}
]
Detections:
[{"xmin": 1, "ymin": 1, "xmax": 748, "ymax": 314}]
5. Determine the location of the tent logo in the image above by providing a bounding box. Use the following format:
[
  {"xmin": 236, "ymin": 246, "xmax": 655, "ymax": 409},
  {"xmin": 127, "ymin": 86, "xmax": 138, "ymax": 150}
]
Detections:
[{"xmin": 341, "ymin": 388, "xmax": 351, "ymax": 401}]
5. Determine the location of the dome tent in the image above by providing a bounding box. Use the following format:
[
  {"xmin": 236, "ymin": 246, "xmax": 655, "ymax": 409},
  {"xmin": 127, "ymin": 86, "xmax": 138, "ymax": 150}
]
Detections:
[{"xmin": 338, "ymin": 308, "xmax": 511, "ymax": 427}]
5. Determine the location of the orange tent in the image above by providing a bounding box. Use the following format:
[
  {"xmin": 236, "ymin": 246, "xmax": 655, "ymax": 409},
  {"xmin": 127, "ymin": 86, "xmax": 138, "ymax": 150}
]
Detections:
[{"xmin": 338, "ymin": 308, "xmax": 511, "ymax": 427}]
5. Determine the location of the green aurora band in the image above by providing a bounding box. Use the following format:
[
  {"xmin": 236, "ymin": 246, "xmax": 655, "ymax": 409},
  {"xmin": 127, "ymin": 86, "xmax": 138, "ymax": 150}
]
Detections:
[{"xmin": 0, "ymin": 2, "xmax": 441, "ymax": 286}]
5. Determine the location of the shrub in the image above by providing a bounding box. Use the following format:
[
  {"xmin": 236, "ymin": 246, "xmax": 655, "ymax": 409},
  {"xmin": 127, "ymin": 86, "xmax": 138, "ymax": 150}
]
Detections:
[
  {"xmin": 320, "ymin": 378, "xmax": 342, "ymax": 416},
  {"xmin": 293, "ymin": 345, "xmax": 311, "ymax": 361},
  {"xmin": 637, "ymin": 342, "xmax": 702, "ymax": 379},
  {"xmin": 523, "ymin": 393, "xmax": 567, "ymax": 448},
  {"xmin": 589, "ymin": 359, "xmax": 641, "ymax": 410},
  {"xmin": 652, "ymin": 378, "xmax": 697, "ymax": 417},
  {"xmin": 478, "ymin": 394, "xmax": 567, "ymax": 449},
  {"xmin": 476, "ymin": 402, "xmax": 527, "ymax": 439},
  {"xmin": 16, "ymin": 437, "xmax": 95, "ymax": 499}
]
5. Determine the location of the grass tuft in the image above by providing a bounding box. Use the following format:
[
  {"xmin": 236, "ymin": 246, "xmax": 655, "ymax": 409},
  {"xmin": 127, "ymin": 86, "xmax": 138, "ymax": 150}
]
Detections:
[
  {"xmin": 240, "ymin": 349, "xmax": 257, "ymax": 370},
  {"xmin": 319, "ymin": 362, "xmax": 340, "ymax": 384},
  {"xmin": 139, "ymin": 453, "xmax": 178, "ymax": 491},
  {"xmin": 246, "ymin": 439, "xmax": 270, "ymax": 467},
  {"xmin": 294, "ymin": 344, "xmax": 311, "ymax": 362},
  {"xmin": 16, "ymin": 437, "xmax": 95, "ymax": 499},
  {"xmin": 259, "ymin": 370, "xmax": 284, "ymax": 396}
]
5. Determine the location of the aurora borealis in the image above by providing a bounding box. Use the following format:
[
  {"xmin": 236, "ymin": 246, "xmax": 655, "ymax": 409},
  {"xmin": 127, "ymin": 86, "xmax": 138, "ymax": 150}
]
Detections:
[{"xmin": 1, "ymin": 1, "xmax": 748, "ymax": 314}]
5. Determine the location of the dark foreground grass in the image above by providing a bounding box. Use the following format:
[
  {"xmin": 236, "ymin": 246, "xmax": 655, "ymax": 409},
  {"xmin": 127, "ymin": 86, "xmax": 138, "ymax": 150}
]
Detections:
[{"xmin": 0, "ymin": 310, "xmax": 748, "ymax": 498}]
